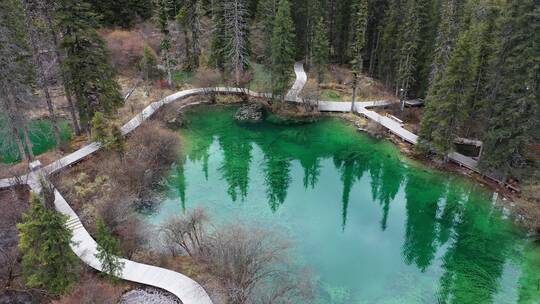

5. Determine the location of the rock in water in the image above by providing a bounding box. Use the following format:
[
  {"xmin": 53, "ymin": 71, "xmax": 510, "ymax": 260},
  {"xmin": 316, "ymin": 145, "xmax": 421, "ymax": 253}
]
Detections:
[{"xmin": 234, "ymin": 103, "xmax": 264, "ymax": 122}]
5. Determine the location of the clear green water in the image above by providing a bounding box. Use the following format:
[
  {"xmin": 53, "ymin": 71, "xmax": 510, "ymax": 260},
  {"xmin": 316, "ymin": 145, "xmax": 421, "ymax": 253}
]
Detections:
[
  {"xmin": 0, "ymin": 115, "xmax": 72, "ymax": 163},
  {"xmin": 147, "ymin": 106, "xmax": 540, "ymax": 304}
]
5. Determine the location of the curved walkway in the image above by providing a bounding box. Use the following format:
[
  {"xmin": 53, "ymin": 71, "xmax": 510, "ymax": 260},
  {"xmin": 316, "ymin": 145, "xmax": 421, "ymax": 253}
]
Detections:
[{"xmin": 0, "ymin": 62, "xmax": 484, "ymax": 303}]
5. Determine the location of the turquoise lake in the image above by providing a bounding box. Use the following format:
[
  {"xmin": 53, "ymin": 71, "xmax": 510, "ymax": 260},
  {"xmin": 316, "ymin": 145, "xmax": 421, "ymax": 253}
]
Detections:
[{"xmin": 146, "ymin": 105, "xmax": 540, "ymax": 304}]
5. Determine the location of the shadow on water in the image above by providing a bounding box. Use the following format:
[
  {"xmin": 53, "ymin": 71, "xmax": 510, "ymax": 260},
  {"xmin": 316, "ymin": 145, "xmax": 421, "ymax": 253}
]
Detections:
[{"xmin": 155, "ymin": 105, "xmax": 540, "ymax": 303}]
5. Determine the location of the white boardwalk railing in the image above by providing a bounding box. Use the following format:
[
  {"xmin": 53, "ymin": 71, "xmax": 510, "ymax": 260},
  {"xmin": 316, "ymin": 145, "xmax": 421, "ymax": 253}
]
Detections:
[{"xmin": 0, "ymin": 62, "xmax": 488, "ymax": 303}]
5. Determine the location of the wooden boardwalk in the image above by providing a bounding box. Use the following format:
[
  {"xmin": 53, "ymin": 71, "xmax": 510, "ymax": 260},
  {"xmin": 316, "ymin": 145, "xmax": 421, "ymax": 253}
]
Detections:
[{"xmin": 26, "ymin": 173, "xmax": 213, "ymax": 304}]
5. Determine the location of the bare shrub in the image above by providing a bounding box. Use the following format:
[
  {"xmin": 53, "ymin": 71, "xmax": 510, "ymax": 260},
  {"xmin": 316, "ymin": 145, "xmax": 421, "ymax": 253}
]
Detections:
[
  {"xmin": 0, "ymin": 188, "xmax": 29, "ymax": 290},
  {"xmin": 160, "ymin": 208, "xmax": 209, "ymax": 257},
  {"xmin": 203, "ymin": 223, "xmax": 314, "ymax": 304},
  {"xmin": 102, "ymin": 29, "xmax": 147, "ymax": 70},
  {"xmin": 99, "ymin": 121, "xmax": 180, "ymax": 209},
  {"xmin": 193, "ymin": 67, "xmax": 222, "ymax": 88},
  {"xmin": 53, "ymin": 271, "xmax": 123, "ymax": 304},
  {"xmin": 160, "ymin": 210, "xmax": 314, "ymax": 304}
]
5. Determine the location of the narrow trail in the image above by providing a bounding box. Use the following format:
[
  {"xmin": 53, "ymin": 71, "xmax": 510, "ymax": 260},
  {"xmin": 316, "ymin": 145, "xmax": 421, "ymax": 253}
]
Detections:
[{"xmin": 0, "ymin": 62, "xmax": 493, "ymax": 303}]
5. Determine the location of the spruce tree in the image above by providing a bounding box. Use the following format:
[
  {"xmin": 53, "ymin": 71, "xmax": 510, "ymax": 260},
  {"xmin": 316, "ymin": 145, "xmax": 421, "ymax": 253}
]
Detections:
[
  {"xmin": 270, "ymin": 0, "xmax": 296, "ymax": 98},
  {"xmin": 479, "ymin": 0, "xmax": 539, "ymax": 178},
  {"xmin": 56, "ymin": 0, "xmax": 123, "ymax": 132},
  {"xmin": 95, "ymin": 218, "xmax": 125, "ymax": 279},
  {"xmin": 350, "ymin": 0, "xmax": 368, "ymax": 110},
  {"xmin": 419, "ymin": 29, "xmax": 479, "ymax": 155},
  {"xmin": 17, "ymin": 194, "xmax": 79, "ymax": 295}
]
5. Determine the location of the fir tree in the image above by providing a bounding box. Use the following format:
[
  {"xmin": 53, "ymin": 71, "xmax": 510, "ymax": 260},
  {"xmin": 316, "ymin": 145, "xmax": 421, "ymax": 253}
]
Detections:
[
  {"xmin": 271, "ymin": 0, "xmax": 296, "ymax": 98},
  {"xmin": 17, "ymin": 194, "xmax": 79, "ymax": 295},
  {"xmin": 56, "ymin": 0, "xmax": 123, "ymax": 132},
  {"xmin": 95, "ymin": 218, "xmax": 125, "ymax": 279},
  {"xmin": 350, "ymin": 0, "xmax": 368, "ymax": 111}
]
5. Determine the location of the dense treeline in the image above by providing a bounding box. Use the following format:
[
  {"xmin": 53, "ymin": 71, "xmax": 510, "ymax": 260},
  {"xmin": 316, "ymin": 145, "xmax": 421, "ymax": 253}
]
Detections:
[{"xmin": 1, "ymin": 0, "xmax": 538, "ymax": 180}]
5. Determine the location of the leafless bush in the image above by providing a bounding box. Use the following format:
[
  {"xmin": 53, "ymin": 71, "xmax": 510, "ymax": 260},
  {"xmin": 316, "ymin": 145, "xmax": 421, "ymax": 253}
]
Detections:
[
  {"xmin": 193, "ymin": 67, "xmax": 222, "ymax": 88},
  {"xmin": 203, "ymin": 223, "xmax": 314, "ymax": 304},
  {"xmin": 102, "ymin": 29, "xmax": 147, "ymax": 70},
  {"xmin": 53, "ymin": 271, "xmax": 123, "ymax": 304},
  {"xmin": 160, "ymin": 208, "xmax": 209, "ymax": 257},
  {"xmin": 99, "ymin": 121, "xmax": 180, "ymax": 209},
  {"xmin": 160, "ymin": 210, "xmax": 314, "ymax": 304},
  {"xmin": 0, "ymin": 188, "xmax": 29, "ymax": 290}
]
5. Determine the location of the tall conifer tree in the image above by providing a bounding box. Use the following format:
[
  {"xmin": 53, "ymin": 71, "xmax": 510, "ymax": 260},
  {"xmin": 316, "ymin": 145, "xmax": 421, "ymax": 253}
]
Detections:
[
  {"xmin": 18, "ymin": 194, "xmax": 79, "ymax": 295},
  {"xmin": 56, "ymin": 0, "xmax": 123, "ymax": 132},
  {"xmin": 270, "ymin": 0, "xmax": 296, "ymax": 98},
  {"xmin": 480, "ymin": 0, "xmax": 540, "ymax": 178},
  {"xmin": 350, "ymin": 0, "xmax": 368, "ymax": 110}
]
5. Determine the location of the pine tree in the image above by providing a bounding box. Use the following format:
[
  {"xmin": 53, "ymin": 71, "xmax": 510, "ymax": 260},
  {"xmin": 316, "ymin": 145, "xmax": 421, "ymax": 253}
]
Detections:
[
  {"xmin": 17, "ymin": 194, "xmax": 79, "ymax": 295},
  {"xmin": 271, "ymin": 0, "xmax": 296, "ymax": 98},
  {"xmin": 311, "ymin": 16, "xmax": 329, "ymax": 92},
  {"xmin": 350, "ymin": 0, "xmax": 368, "ymax": 111},
  {"xmin": 479, "ymin": 0, "xmax": 540, "ymax": 178},
  {"xmin": 95, "ymin": 218, "xmax": 125, "ymax": 279},
  {"xmin": 56, "ymin": 0, "xmax": 123, "ymax": 132}
]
